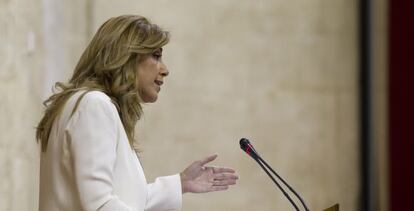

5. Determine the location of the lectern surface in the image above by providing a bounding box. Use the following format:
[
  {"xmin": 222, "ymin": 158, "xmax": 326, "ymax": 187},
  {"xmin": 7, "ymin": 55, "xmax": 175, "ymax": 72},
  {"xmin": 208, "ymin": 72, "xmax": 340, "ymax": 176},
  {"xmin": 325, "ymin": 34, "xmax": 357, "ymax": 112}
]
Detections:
[{"xmin": 323, "ymin": 204, "xmax": 339, "ymax": 211}]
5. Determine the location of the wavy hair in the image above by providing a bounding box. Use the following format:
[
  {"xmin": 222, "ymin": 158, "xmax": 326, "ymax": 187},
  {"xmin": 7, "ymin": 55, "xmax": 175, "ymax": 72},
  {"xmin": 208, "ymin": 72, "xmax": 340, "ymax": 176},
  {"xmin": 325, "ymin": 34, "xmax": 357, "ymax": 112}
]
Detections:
[{"xmin": 36, "ymin": 15, "xmax": 170, "ymax": 152}]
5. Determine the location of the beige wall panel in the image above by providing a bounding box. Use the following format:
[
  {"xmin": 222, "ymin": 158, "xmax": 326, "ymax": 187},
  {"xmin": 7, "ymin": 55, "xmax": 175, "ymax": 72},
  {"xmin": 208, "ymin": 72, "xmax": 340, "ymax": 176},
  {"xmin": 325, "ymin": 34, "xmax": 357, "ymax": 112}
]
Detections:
[
  {"xmin": 372, "ymin": 0, "xmax": 388, "ymax": 210},
  {"xmin": 0, "ymin": 0, "xmax": 44, "ymax": 210},
  {"xmin": 0, "ymin": 0, "xmax": 90, "ymax": 210},
  {"xmin": 92, "ymin": 0, "xmax": 360, "ymax": 210}
]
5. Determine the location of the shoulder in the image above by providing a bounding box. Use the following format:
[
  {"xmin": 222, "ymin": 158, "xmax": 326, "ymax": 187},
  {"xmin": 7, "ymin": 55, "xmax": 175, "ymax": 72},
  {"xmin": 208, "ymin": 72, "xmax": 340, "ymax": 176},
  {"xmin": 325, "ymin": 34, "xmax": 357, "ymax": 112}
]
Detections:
[
  {"xmin": 72, "ymin": 90, "xmax": 118, "ymax": 116},
  {"xmin": 81, "ymin": 90, "xmax": 112, "ymax": 103}
]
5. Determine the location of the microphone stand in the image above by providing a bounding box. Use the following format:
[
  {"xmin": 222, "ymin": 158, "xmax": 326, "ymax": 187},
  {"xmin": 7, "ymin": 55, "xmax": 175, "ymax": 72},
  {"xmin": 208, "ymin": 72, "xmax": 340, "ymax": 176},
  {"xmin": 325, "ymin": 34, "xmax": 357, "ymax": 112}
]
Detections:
[
  {"xmin": 257, "ymin": 156, "xmax": 309, "ymax": 211},
  {"xmin": 241, "ymin": 138, "xmax": 310, "ymax": 211},
  {"xmin": 253, "ymin": 156, "xmax": 300, "ymax": 211}
]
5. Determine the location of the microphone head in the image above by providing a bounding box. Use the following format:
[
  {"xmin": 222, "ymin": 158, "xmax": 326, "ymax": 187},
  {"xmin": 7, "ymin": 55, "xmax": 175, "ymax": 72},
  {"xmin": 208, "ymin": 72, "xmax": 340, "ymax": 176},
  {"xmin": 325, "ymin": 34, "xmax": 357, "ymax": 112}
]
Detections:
[
  {"xmin": 240, "ymin": 138, "xmax": 259, "ymax": 159},
  {"xmin": 239, "ymin": 138, "xmax": 250, "ymax": 151}
]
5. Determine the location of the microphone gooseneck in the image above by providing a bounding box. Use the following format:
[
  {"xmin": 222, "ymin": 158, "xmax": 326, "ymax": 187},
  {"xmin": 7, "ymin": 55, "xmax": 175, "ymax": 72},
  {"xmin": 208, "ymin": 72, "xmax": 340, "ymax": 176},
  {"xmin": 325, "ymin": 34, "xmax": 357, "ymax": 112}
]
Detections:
[
  {"xmin": 239, "ymin": 138, "xmax": 310, "ymax": 211},
  {"xmin": 258, "ymin": 156, "xmax": 309, "ymax": 211}
]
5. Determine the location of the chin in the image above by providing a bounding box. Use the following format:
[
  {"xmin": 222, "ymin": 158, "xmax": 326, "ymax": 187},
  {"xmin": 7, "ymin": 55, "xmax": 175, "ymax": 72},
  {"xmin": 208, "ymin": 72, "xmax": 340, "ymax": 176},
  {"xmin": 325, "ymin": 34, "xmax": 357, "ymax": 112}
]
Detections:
[
  {"xmin": 142, "ymin": 95, "xmax": 158, "ymax": 103},
  {"xmin": 139, "ymin": 89, "xmax": 159, "ymax": 103},
  {"xmin": 147, "ymin": 97, "xmax": 158, "ymax": 103}
]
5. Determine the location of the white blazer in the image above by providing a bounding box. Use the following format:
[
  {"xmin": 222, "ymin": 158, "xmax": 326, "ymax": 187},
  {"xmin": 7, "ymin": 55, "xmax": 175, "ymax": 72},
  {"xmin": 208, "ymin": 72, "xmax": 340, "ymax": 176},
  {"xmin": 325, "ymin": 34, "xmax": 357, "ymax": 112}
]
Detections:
[{"xmin": 39, "ymin": 91, "xmax": 182, "ymax": 211}]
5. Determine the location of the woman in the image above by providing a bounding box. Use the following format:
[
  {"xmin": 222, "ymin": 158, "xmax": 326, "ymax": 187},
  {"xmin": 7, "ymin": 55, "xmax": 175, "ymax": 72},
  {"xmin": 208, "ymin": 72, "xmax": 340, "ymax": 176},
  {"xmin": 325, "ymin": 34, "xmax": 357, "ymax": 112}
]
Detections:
[{"xmin": 36, "ymin": 15, "xmax": 238, "ymax": 211}]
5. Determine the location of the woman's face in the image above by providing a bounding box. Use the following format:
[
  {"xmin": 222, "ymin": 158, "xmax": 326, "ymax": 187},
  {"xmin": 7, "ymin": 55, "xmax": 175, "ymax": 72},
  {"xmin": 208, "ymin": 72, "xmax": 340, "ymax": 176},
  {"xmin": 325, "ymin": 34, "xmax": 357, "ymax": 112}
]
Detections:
[{"xmin": 136, "ymin": 48, "xmax": 169, "ymax": 103}]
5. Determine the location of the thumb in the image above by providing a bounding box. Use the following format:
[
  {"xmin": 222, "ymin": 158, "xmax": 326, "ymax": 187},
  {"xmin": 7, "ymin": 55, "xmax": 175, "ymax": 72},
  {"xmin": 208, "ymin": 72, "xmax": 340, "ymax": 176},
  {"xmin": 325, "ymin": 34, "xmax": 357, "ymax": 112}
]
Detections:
[{"xmin": 198, "ymin": 154, "xmax": 218, "ymax": 166}]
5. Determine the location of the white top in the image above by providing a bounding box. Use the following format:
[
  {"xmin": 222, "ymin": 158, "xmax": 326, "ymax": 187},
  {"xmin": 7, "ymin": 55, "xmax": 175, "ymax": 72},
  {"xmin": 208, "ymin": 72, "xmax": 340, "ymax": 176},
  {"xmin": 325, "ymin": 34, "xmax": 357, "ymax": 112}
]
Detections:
[{"xmin": 39, "ymin": 91, "xmax": 182, "ymax": 211}]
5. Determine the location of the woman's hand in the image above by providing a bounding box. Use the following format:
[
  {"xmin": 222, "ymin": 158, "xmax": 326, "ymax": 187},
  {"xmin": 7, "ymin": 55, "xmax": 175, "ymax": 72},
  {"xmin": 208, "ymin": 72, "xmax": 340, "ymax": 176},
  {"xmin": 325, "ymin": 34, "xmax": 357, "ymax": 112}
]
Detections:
[{"xmin": 180, "ymin": 154, "xmax": 238, "ymax": 194}]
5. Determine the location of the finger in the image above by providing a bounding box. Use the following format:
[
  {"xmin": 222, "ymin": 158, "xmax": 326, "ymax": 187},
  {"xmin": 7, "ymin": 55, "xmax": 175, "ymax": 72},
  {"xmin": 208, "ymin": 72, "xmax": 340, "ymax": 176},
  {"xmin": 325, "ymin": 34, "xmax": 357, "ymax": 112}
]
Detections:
[
  {"xmin": 198, "ymin": 154, "xmax": 218, "ymax": 166},
  {"xmin": 214, "ymin": 173, "xmax": 239, "ymax": 180},
  {"xmin": 213, "ymin": 179, "xmax": 237, "ymax": 186},
  {"xmin": 212, "ymin": 166, "xmax": 236, "ymax": 174}
]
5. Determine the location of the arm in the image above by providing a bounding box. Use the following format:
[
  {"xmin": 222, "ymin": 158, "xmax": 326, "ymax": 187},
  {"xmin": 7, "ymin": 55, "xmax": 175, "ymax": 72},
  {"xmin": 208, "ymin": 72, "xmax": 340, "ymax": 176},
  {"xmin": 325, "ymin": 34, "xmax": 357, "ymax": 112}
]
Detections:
[{"xmin": 65, "ymin": 96, "xmax": 136, "ymax": 211}]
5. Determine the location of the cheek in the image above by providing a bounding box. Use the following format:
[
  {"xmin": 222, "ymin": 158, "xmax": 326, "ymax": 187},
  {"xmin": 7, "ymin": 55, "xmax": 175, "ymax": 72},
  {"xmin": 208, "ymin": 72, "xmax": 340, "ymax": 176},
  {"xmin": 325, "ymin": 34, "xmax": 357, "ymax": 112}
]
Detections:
[
  {"xmin": 136, "ymin": 71, "xmax": 153, "ymax": 92},
  {"xmin": 136, "ymin": 60, "xmax": 159, "ymax": 87}
]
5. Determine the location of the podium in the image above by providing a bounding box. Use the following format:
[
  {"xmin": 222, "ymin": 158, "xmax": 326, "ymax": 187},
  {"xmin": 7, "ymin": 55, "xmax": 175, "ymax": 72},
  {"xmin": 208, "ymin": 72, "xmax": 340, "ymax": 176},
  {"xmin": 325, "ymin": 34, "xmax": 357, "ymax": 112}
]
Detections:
[{"xmin": 323, "ymin": 204, "xmax": 339, "ymax": 211}]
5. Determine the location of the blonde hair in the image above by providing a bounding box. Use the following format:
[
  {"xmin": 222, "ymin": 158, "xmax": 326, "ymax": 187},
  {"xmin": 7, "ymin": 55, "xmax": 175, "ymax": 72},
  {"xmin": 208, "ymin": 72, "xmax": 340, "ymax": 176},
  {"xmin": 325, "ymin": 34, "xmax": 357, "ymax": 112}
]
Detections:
[{"xmin": 36, "ymin": 15, "xmax": 170, "ymax": 152}]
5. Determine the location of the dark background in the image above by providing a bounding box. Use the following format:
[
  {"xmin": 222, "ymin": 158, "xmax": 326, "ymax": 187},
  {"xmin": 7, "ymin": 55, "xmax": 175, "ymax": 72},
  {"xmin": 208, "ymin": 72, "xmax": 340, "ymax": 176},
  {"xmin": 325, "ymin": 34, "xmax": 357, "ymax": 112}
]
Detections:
[{"xmin": 389, "ymin": 0, "xmax": 414, "ymax": 210}]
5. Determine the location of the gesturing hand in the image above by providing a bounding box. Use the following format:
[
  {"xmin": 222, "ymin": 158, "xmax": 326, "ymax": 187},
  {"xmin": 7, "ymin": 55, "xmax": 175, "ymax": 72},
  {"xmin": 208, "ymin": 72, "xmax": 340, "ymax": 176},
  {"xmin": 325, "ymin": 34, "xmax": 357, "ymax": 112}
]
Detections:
[{"xmin": 180, "ymin": 154, "xmax": 239, "ymax": 194}]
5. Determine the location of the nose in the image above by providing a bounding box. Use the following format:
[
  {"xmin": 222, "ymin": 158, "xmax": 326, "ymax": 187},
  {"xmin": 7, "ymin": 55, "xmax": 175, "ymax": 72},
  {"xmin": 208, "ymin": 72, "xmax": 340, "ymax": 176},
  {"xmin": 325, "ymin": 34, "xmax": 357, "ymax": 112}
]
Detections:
[{"xmin": 160, "ymin": 63, "xmax": 169, "ymax": 77}]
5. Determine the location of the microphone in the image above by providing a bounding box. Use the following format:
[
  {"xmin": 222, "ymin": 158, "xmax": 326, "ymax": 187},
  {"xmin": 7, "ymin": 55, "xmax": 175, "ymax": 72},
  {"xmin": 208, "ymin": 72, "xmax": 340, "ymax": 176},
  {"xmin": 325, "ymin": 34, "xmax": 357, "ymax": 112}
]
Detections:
[
  {"xmin": 239, "ymin": 138, "xmax": 259, "ymax": 159},
  {"xmin": 239, "ymin": 138, "xmax": 309, "ymax": 211}
]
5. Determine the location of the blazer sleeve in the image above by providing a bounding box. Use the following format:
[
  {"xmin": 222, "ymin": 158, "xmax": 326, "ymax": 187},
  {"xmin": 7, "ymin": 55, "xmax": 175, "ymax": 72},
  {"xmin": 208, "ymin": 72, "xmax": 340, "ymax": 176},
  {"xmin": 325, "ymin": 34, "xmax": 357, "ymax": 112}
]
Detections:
[
  {"xmin": 65, "ymin": 96, "xmax": 137, "ymax": 211},
  {"xmin": 145, "ymin": 174, "xmax": 183, "ymax": 211}
]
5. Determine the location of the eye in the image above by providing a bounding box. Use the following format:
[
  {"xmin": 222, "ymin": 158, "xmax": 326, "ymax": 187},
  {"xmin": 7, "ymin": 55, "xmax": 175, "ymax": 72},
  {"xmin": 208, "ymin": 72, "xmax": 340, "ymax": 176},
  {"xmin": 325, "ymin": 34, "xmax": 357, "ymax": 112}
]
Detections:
[{"xmin": 152, "ymin": 52, "xmax": 162, "ymax": 60}]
